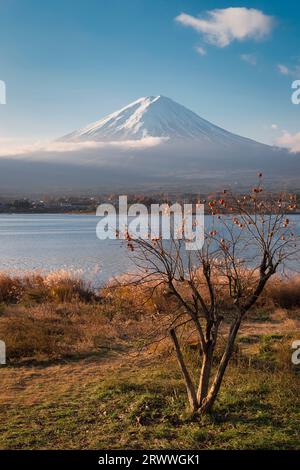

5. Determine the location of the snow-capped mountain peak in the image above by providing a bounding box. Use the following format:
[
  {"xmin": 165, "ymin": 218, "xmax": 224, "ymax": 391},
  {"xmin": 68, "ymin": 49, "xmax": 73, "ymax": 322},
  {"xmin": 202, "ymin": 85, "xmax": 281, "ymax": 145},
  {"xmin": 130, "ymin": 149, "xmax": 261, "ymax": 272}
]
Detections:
[{"xmin": 60, "ymin": 95, "xmax": 254, "ymax": 145}]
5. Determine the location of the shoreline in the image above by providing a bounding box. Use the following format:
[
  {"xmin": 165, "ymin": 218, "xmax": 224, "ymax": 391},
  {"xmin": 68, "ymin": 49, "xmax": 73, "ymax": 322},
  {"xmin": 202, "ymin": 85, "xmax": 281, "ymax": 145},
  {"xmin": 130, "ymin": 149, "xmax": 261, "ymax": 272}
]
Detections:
[{"xmin": 1, "ymin": 210, "xmax": 300, "ymax": 216}]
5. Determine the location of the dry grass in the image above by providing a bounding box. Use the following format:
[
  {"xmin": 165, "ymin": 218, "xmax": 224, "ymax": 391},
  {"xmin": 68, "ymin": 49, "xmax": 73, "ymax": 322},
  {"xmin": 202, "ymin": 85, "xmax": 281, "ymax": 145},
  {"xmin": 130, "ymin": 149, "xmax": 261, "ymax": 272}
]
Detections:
[
  {"xmin": 265, "ymin": 276, "xmax": 300, "ymax": 309},
  {"xmin": 0, "ymin": 270, "xmax": 95, "ymax": 305},
  {"xmin": 0, "ymin": 273, "xmax": 156, "ymax": 363},
  {"xmin": 1, "ymin": 270, "xmax": 300, "ymax": 363},
  {"xmin": 0, "ymin": 300, "xmax": 154, "ymax": 362}
]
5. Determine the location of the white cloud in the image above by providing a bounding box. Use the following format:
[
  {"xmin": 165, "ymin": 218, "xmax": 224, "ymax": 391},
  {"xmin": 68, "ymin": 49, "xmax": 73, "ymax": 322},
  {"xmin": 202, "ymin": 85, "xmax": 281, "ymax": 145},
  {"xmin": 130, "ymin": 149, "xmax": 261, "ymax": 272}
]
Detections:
[
  {"xmin": 0, "ymin": 136, "xmax": 167, "ymax": 158},
  {"xmin": 276, "ymin": 131, "xmax": 300, "ymax": 153},
  {"xmin": 277, "ymin": 63, "xmax": 300, "ymax": 77},
  {"xmin": 277, "ymin": 64, "xmax": 290, "ymax": 76},
  {"xmin": 195, "ymin": 46, "xmax": 206, "ymax": 56},
  {"xmin": 271, "ymin": 123, "xmax": 278, "ymax": 129},
  {"xmin": 241, "ymin": 53, "xmax": 257, "ymax": 65},
  {"xmin": 175, "ymin": 7, "xmax": 274, "ymax": 48}
]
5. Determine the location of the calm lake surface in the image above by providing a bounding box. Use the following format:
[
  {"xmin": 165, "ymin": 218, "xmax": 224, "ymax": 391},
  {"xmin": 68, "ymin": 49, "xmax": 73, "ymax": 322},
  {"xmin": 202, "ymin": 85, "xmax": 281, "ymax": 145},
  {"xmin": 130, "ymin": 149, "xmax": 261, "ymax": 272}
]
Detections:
[
  {"xmin": 0, "ymin": 214, "xmax": 135, "ymax": 285},
  {"xmin": 0, "ymin": 213, "xmax": 300, "ymax": 286}
]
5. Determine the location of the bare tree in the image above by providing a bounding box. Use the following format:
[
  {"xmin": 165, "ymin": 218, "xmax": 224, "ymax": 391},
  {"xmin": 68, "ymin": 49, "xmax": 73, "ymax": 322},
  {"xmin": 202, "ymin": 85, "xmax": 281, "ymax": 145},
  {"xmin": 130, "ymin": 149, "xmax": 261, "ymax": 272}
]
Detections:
[{"xmin": 126, "ymin": 176, "xmax": 299, "ymax": 415}]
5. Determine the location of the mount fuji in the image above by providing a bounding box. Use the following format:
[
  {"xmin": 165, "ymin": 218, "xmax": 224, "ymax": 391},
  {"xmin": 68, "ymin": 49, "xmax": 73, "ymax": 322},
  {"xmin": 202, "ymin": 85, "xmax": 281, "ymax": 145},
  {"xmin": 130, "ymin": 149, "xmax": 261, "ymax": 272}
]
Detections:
[
  {"xmin": 0, "ymin": 96, "xmax": 298, "ymax": 195},
  {"xmin": 61, "ymin": 95, "xmax": 260, "ymax": 147}
]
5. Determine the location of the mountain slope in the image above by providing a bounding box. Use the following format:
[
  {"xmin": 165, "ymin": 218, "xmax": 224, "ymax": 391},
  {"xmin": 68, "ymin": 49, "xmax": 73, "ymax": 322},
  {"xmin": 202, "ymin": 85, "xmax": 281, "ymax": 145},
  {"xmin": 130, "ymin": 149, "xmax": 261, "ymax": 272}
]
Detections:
[
  {"xmin": 1, "ymin": 95, "xmax": 297, "ymax": 195},
  {"xmin": 60, "ymin": 95, "xmax": 260, "ymax": 146}
]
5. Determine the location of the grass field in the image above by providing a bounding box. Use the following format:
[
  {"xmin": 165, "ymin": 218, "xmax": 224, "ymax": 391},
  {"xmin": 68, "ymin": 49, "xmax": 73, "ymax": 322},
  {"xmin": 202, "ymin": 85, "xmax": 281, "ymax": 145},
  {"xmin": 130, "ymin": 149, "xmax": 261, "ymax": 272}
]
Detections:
[
  {"xmin": 0, "ymin": 272, "xmax": 300, "ymax": 450},
  {"xmin": 1, "ymin": 332, "xmax": 300, "ymax": 449}
]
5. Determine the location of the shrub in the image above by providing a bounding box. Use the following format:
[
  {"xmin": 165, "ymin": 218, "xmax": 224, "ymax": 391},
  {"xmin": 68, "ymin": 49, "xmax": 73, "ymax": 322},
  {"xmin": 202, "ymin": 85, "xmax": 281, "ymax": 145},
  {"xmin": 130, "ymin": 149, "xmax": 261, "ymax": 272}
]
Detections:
[
  {"xmin": 266, "ymin": 277, "xmax": 300, "ymax": 309},
  {"xmin": 0, "ymin": 274, "xmax": 24, "ymax": 303},
  {"xmin": 0, "ymin": 271, "xmax": 95, "ymax": 305},
  {"xmin": 1, "ymin": 316, "xmax": 56, "ymax": 359}
]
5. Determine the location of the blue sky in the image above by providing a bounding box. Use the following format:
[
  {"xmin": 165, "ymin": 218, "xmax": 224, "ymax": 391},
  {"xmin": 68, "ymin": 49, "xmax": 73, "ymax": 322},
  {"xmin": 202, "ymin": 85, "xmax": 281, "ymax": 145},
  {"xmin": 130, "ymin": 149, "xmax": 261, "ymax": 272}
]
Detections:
[{"xmin": 0, "ymin": 0, "xmax": 300, "ymax": 147}]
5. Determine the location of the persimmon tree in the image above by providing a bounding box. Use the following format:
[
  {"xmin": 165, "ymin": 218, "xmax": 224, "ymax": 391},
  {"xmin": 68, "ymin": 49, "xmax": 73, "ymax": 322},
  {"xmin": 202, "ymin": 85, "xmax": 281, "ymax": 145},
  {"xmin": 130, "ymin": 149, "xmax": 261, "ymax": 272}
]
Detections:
[{"xmin": 127, "ymin": 176, "xmax": 299, "ymax": 414}]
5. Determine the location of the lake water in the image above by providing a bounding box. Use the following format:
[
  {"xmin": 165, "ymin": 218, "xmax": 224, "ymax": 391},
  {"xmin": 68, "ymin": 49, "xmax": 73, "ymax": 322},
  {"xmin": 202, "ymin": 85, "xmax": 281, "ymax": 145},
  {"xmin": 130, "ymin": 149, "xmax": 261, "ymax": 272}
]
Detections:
[
  {"xmin": 0, "ymin": 213, "xmax": 300, "ymax": 286},
  {"xmin": 0, "ymin": 214, "xmax": 135, "ymax": 286}
]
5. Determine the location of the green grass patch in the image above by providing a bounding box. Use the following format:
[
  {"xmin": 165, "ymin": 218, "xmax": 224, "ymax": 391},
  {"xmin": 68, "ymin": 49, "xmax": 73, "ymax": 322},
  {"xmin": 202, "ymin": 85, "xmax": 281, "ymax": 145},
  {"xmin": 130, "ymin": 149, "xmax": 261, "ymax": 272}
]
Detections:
[{"xmin": 0, "ymin": 351, "xmax": 299, "ymax": 450}]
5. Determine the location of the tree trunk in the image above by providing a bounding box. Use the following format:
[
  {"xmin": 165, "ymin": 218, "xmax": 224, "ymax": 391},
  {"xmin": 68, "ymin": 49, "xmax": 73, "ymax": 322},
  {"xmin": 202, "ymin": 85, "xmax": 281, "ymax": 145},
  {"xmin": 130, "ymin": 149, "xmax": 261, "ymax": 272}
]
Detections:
[
  {"xmin": 170, "ymin": 329, "xmax": 198, "ymax": 412},
  {"xmin": 197, "ymin": 343, "xmax": 213, "ymax": 405},
  {"xmin": 199, "ymin": 317, "xmax": 241, "ymax": 414}
]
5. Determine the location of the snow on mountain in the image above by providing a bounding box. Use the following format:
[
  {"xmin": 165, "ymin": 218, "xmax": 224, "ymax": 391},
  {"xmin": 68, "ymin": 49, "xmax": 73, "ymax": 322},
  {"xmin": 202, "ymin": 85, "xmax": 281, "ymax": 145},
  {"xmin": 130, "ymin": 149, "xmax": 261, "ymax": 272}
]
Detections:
[
  {"xmin": 60, "ymin": 95, "xmax": 257, "ymax": 146},
  {"xmin": 0, "ymin": 96, "xmax": 295, "ymax": 195}
]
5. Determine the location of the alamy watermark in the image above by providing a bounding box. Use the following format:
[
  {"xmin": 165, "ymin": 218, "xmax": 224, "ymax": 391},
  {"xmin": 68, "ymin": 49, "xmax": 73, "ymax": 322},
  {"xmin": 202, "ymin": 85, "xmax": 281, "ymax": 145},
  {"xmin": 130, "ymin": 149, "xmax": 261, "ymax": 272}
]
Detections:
[
  {"xmin": 0, "ymin": 340, "xmax": 6, "ymax": 365},
  {"xmin": 0, "ymin": 80, "xmax": 6, "ymax": 104},
  {"xmin": 291, "ymin": 340, "xmax": 300, "ymax": 365},
  {"xmin": 96, "ymin": 196, "xmax": 204, "ymax": 251},
  {"xmin": 291, "ymin": 80, "xmax": 300, "ymax": 105}
]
